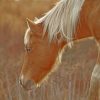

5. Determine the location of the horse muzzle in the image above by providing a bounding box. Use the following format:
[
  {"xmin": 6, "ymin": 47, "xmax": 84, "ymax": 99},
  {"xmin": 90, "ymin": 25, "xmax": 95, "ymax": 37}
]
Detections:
[{"xmin": 19, "ymin": 75, "xmax": 35, "ymax": 90}]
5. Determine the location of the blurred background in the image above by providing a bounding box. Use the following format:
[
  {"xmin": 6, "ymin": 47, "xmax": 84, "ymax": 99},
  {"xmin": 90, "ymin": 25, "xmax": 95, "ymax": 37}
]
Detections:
[{"xmin": 0, "ymin": 0, "xmax": 98, "ymax": 100}]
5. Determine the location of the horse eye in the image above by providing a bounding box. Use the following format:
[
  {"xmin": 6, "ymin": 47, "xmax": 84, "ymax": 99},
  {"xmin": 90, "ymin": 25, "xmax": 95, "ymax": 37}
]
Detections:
[{"xmin": 25, "ymin": 47, "xmax": 32, "ymax": 53}]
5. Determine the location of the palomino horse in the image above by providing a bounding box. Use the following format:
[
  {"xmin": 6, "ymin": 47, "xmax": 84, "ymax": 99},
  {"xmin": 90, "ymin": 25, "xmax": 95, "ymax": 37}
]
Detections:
[{"xmin": 19, "ymin": 0, "xmax": 100, "ymax": 99}]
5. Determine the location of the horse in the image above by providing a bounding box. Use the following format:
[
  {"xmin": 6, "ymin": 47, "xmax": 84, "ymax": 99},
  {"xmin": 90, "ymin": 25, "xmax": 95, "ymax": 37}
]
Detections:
[{"xmin": 19, "ymin": 0, "xmax": 100, "ymax": 99}]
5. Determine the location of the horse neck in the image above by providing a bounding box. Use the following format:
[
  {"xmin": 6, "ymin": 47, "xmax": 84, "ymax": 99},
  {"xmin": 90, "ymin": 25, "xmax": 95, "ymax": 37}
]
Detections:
[
  {"xmin": 74, "ymin": 0, "xmax": 93, "ymax": 41},
  {"xmin": 71, "ymin": 0, "xmax": 93, "ymax": 42},
  {"xmin": 60, "ymin": 15, "xmax": 93, "ymax": 48}
]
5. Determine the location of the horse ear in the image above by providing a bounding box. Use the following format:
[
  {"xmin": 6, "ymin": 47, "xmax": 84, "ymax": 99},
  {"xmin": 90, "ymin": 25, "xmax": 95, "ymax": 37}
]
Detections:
[
  {"xmin": 26, "ymin": 18, "xmax": 43, "ymax": 36},
  {"xmin": 26, "ymin": 18, "xmax": 35, "ymax": 30},
  {"xmin": 26, "ymin": 18, "xmax": 42, "ymax": 32}
]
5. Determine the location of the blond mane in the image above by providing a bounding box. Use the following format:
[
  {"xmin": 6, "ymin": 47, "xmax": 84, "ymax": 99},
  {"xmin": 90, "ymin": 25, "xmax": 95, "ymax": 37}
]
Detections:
[{"xmin": 34, "ymin": 0, "xmax": 85, "ymax": 44}]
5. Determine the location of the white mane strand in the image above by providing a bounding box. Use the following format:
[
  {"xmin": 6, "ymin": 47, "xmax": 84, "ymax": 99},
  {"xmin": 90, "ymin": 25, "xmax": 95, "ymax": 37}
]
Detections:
[{"xmin": 34, "ymin": 0, "xmax": 85, "ymax": 43}]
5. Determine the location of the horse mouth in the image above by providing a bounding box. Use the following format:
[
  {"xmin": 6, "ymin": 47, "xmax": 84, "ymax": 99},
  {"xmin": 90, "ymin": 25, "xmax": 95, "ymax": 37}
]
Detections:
[{"xmin": 19, "ymin": 78, "xmax": 36, "ymax": 91}]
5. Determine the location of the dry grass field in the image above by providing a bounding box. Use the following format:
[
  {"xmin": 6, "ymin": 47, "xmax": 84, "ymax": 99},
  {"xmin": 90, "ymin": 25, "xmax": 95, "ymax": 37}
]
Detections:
[{"xmin": 0, "ymin": 0, "xmax": 98, "ymax": 100}]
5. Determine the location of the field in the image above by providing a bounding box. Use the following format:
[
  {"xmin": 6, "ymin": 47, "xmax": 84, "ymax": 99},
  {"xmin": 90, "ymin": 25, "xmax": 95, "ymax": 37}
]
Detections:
[{"xmin": 0, "ymin": 0, "xmax": 98, "ymax": 100}]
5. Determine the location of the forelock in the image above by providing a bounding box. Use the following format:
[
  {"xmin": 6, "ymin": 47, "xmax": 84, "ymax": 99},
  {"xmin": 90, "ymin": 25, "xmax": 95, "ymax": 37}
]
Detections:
[{"xmin": 24, "ymin": 28, "xmax": 30, "ymax": 45}]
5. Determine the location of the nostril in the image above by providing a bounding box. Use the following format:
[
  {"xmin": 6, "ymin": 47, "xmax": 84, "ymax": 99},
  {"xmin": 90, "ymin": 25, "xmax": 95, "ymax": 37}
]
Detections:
[
  {"xmin": 19, "ymin": 76, "xmax": 24, "ymax": 89},
  {"xmin": 19, "ymin": 75, "xmax": 24, "ymax": 85},
  {"xmin": 19, "ymin": 78, "xmax": 23, "ymax": 87}
]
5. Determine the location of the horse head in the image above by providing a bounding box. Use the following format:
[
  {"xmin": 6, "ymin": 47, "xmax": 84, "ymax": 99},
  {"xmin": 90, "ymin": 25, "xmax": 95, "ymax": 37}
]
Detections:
[{"xmin": 19, "ymin": 18, "xmax": 65, "ymax": 90}]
